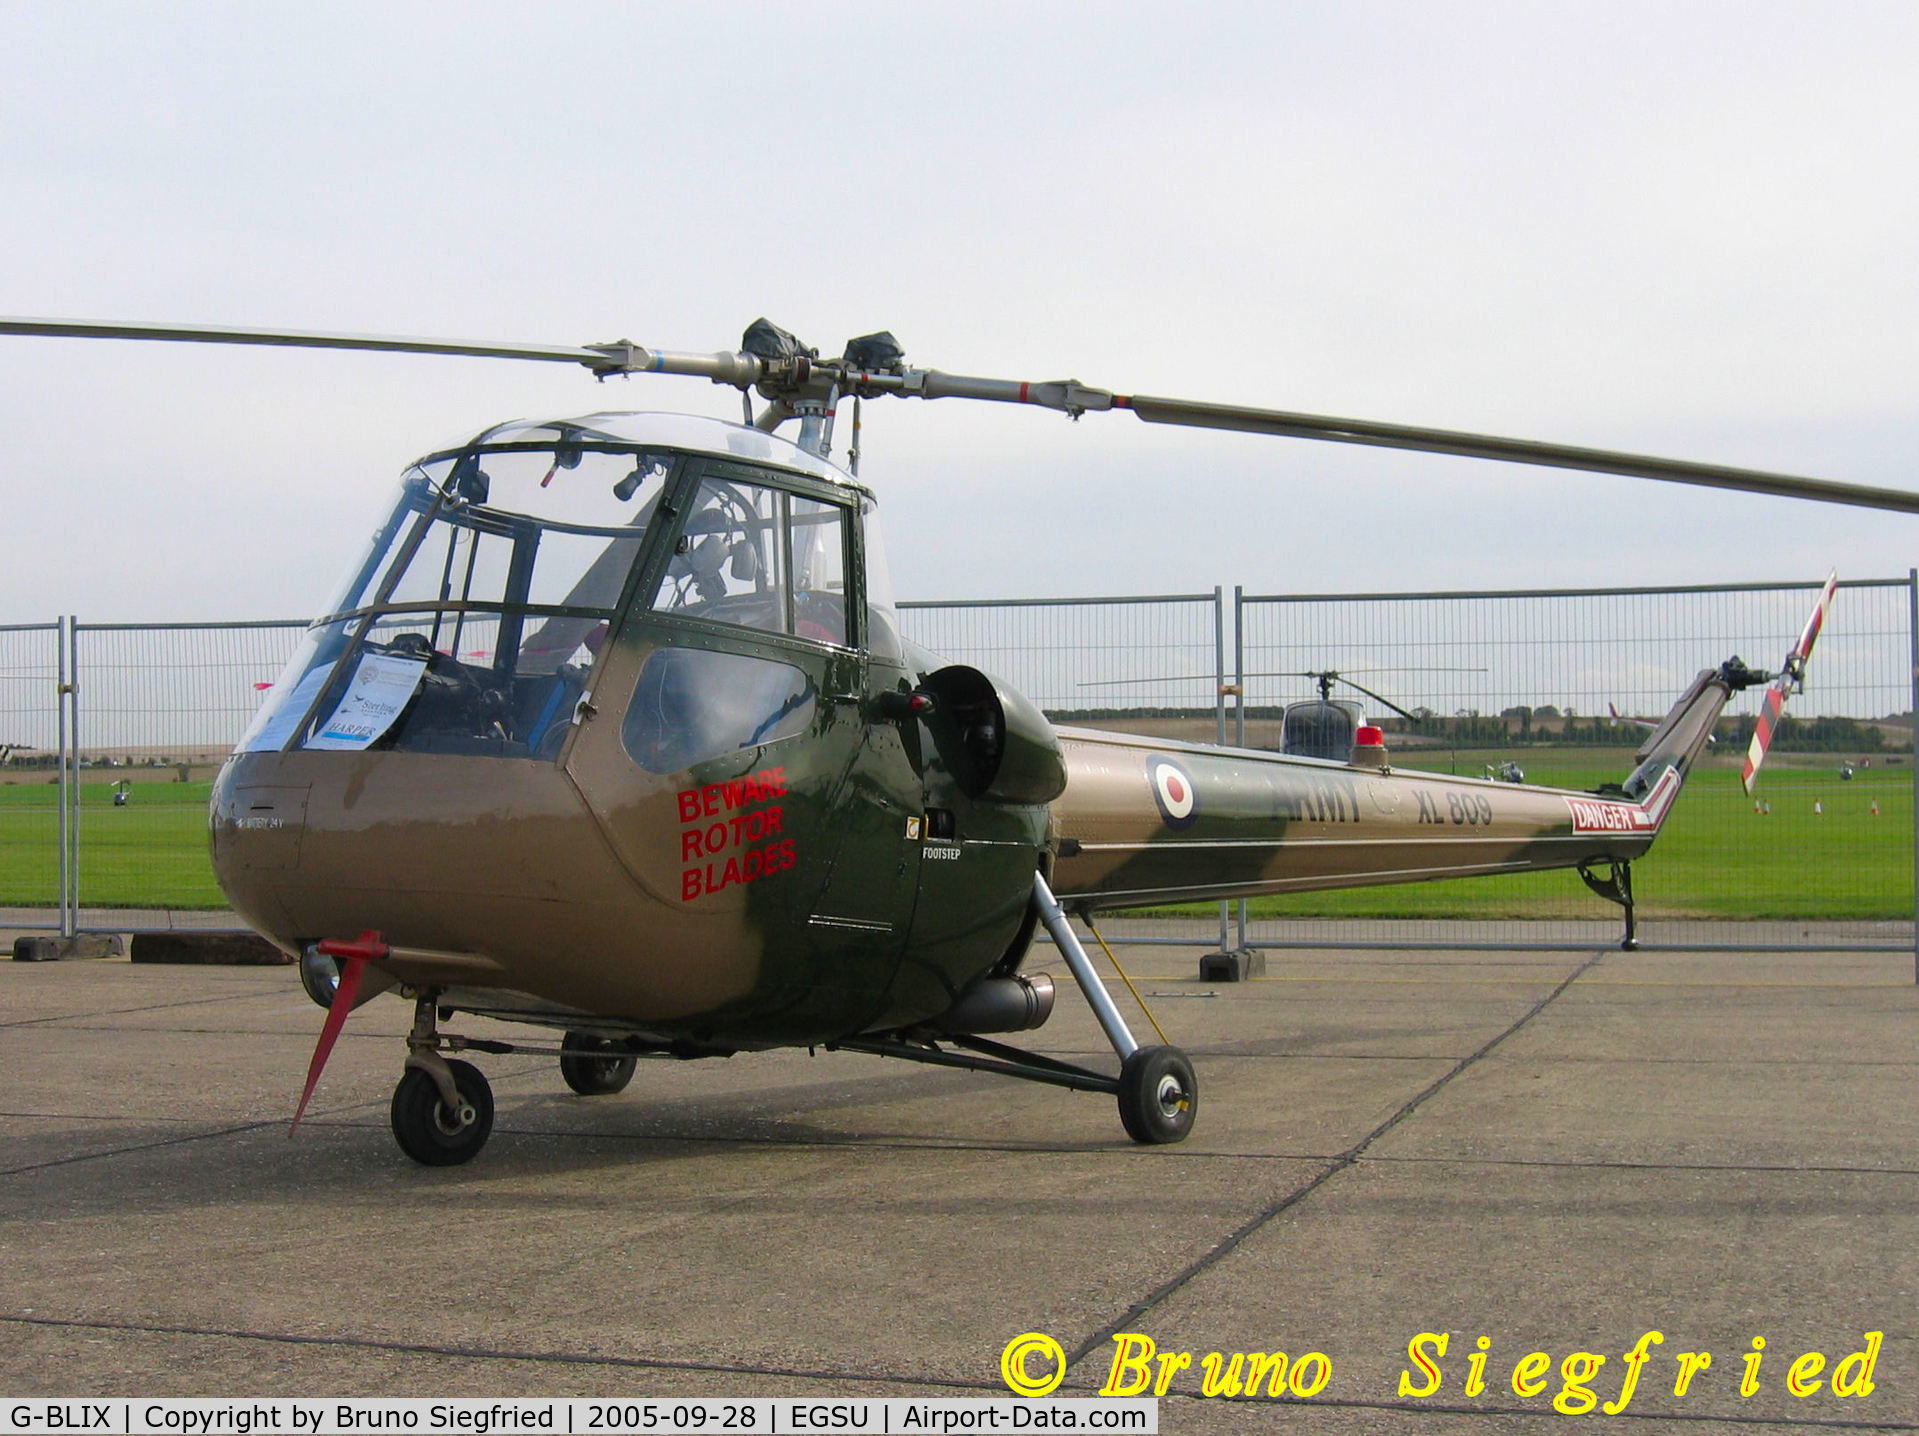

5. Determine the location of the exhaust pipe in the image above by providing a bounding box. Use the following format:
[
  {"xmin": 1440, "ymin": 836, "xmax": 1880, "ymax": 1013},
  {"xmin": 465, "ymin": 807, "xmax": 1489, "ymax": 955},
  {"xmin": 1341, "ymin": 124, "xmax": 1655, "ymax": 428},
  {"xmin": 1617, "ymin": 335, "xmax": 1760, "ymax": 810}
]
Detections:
[{"xmin": 930, "ymin": 973, "xmax": 1055, "ymax": 1036}]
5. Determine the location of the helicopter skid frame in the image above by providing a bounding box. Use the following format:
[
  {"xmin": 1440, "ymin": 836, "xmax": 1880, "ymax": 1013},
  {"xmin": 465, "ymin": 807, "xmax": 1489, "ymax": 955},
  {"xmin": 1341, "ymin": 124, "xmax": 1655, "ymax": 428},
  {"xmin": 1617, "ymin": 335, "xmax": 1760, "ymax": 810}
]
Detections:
[
  {"xmin": 827, "ymin": 875, "xmax": 1201, "ymax": 1144},
  {"xmin": 831, "ymin": 1032, "xmax": 1120, "ymax": 1096},
  {"xmin": 833, "ymin": 1031, "xmax": 1198, "ymax": 1144}
]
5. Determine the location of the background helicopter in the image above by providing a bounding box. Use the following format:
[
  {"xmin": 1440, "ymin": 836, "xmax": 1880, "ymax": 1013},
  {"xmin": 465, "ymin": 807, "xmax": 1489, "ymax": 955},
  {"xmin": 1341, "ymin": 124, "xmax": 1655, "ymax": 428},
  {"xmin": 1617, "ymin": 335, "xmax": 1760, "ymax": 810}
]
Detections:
[
  {"xmin": 0, "ymin": 315, "xmax": 1889, "ymax": 1165},
  {"xmin": 1266, "ymin": 667, "xmax": 1490, "ymax": 763}
]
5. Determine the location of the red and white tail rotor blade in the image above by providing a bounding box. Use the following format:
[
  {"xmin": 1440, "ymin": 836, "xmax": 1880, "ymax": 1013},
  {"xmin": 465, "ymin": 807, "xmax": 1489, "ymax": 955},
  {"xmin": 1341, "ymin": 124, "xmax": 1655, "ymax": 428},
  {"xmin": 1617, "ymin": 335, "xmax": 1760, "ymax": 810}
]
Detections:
[{"xmin": 1742, "ymin": 571, "xmax": 1838, "ymax": 794}]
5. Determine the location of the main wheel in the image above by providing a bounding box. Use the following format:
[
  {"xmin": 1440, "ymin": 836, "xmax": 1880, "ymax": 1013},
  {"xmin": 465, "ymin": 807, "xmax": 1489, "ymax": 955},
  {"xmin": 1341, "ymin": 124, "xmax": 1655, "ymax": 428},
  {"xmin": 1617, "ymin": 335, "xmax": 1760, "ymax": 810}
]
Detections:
[
  {"xmin": 560, "ymin": 1032, "xmax": 637, "ymax": 1096},
  {"xmin": 1117, "ymin": 1045, "xmax": 1198, "ymax": 1145},
  {"xmin": 389, "ymin": 1059, "xmax": 494, "ymax": 1165}
]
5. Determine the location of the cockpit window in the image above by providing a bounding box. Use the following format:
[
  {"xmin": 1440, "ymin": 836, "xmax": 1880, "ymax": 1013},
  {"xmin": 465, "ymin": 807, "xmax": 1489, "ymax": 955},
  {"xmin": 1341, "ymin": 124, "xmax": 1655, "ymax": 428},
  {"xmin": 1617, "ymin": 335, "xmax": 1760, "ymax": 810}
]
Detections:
[
  {"xmin": 622, "ymin": 647, "xmax": 816, "ymax": 774},
  {"xmin": 236, "ymin": 437, "xmax": 676, "ymax": 760},
  {"xmin": 653, "ymin": 475, "xmax": 850, "ymax": 648}
]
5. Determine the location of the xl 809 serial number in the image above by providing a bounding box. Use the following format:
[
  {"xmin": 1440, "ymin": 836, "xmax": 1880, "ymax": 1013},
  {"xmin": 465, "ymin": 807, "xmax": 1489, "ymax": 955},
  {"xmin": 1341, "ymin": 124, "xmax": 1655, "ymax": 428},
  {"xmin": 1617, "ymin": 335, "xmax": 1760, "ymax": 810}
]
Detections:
[{"xmin": 586, "ymin": 1404, "xmax": 761, "ymax": 1432}]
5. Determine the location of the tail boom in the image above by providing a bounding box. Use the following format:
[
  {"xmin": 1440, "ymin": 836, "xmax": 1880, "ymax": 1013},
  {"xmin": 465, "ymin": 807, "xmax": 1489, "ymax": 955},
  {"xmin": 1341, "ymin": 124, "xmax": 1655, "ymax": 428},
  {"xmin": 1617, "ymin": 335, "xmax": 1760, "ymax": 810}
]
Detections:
[{"xmin": 1048, "ymin": 661, "xmax": 1749, "ymax": 912}]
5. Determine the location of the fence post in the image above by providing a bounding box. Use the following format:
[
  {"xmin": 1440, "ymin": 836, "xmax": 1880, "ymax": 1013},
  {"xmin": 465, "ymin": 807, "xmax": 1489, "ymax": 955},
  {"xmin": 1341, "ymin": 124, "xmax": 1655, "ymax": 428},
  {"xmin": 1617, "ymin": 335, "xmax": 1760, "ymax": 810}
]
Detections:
[
  {"xmin": 1233, "ymin": 585, "xmax": 1248, "ymax": 953},
  {"xmin": 1895, "ymin": 572, "xmax": 1911, "ymax": 990},
  {"xmin": 56, "ymin": 614, "xmax": 79, "ymax": 938},
  {"xmin": 1213, "ymin": 585, "xmax": 1228, "ymax": 954},
  {"xmin": 56, "ymin": 615, "xmax": 68, "ymax": 938},
  {"xmin": 67, "ymin": 616, "xmax": 81, "ymax": 934}
]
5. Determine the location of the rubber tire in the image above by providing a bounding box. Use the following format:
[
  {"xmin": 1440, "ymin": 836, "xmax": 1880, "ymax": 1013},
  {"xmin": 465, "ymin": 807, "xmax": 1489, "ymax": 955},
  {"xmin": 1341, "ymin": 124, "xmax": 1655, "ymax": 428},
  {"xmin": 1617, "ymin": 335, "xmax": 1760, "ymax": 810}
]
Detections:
[
  {"xmin": 560, "ymin": 1033, "xmax": 638, "ymax": 1096},
  {"xmin": 1117, "ymin": 1045, "xmax": 1198, "ymax": 1145},
  {"xmin": 389, "ymin": 1059, "xmax": 494, "ymax": 1166}
]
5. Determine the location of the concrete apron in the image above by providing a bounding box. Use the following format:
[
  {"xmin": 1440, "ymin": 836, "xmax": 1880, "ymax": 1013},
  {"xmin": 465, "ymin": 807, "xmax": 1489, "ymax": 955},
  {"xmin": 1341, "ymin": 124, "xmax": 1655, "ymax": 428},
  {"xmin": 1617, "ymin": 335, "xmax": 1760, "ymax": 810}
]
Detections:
[{"xmin": 0, "ymin": 943, "xmax": 1913, "ymax": 1430}]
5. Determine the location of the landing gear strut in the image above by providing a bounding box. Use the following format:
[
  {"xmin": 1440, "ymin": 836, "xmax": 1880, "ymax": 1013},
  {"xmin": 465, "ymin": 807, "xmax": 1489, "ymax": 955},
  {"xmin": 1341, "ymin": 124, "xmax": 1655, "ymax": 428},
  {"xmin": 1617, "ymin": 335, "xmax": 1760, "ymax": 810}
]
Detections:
[
  {"xmin": 1579, "ymin": 858, "xmax": 1639, "ymax": 951},
  {"xmin": 836, "ymin": 874, "xmax": 1200, "ymax": 1145},
  {"xmin": 388, "ymin": 992, "xmax": 495, "ymax": 1165},
  {"xmin": 1032, "ymin": 872, "xmax": 1197, "ymax": 1144}
]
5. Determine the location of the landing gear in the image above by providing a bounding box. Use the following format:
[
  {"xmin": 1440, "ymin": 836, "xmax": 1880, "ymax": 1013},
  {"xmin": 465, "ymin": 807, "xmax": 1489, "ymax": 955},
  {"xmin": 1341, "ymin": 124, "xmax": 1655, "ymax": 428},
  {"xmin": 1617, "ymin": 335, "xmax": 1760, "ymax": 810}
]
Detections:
[
  {"xmin": 560, "ymin": 1032, "xmax": 638, "ymax": 1095},
  {"xmin": 1117, "ymin": 1045, "xmax": 1198, "ymax": 1144},
  {"xmin": 390, "ymin": 1059, "xmax": 494, "ymax": 1166},
  {"xmin": 388, "ymin": 991, "xmax": 495, "ymax": 1166},
  {"xmin": 1031, "ymin": 873, "xmax": 1200, "ymax": 1145},
  {"xmin": 1578, "ymin": 857, "xmax": 1639, "ymax": 950},
  {"xmin": 836, "ymin": 874, "xmax": 1201, "ymax": 1146}
]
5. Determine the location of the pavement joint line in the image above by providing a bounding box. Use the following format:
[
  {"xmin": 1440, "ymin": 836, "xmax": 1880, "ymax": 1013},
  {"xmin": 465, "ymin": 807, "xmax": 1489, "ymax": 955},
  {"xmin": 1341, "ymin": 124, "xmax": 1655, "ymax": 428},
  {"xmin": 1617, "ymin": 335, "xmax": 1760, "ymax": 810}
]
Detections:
[
  {"xmin": 0, "ymin": 1060, "xmax": 547, "ymax": 1177},
  {"xmin": 1189, "ymin": 1049, "xmax": 1919, "ymax": 1069},
  {"xmin": 11, "ymin": 1026, "xmax": 406, "ymax": 1040},
  {"xmin": 0, "ymin": 1314, "xmax": 1006, "ymax": 1394},
  {"xmin": 0, "ymin": 1120, "xmax": 283, "ymax": 1178},
  {"xmin": 1061, "ymin": 948, "xmax": 1613, "ymax": 1372},
  {"xmin": 1575, "ymin": 980, "xmax": 1919, "ymax": 989},
  {"xmin": 0, "ymin": 1106, "xmax": 1315, "ymax": 1162},
  {"xmin": 1363, "ymin": 1153, "xmax": 1919, "ymax": 1177},
  {"xmin": 0, "ymin": 991, "xmax": 275, "ymax": 1030},
  {"xmin": 14, "ymin": 1108, "xmax": 1908, "ymax": 1177},
  {"xmin": 1245, "ymin": 976, "xmax": 1915, "ymax": 989},
  {"xmin": 1462, "ymin": 1053, "xmax": 1919, "ymax": 1066}
]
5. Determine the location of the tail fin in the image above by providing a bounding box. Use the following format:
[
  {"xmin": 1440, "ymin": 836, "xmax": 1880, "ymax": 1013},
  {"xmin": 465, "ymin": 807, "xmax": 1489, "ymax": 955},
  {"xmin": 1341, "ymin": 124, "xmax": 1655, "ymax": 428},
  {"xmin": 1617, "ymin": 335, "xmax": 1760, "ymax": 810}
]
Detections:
[
  {"xmin": 1604, "ymin": 573, "xmax": 1836, "ymax": 818},
  {"xmin": 1742, "ymin": 571, "xmax": 1838, "ymax": 794},
  {"xmin": 1616, "ymin": 660, "xmax": 1761, "ymax": 815}
]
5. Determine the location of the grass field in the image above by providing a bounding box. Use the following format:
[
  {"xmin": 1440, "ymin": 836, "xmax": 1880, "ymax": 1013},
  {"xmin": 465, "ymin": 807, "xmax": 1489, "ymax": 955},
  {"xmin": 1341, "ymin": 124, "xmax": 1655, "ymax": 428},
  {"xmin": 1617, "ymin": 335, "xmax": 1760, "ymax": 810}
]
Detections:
[
  {"xmin": 0, "ymin": 780, "xmax": 223, "ymax": 908},
  {"xmin": 0, "ymin": 752, "xmax": 1908, "ymax": 917}
]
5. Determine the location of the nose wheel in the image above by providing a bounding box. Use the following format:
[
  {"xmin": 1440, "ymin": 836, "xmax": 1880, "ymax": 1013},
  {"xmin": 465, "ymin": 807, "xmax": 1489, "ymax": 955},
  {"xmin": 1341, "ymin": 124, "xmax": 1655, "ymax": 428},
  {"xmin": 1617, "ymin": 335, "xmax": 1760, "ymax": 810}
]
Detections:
[
  {"xmin": 386, "ymin": 993, "xmax": 496, "ymax": 1165},
  {"xmin": 390, "ymin": 1058, "xmax": 494, "ymax": 1166}
]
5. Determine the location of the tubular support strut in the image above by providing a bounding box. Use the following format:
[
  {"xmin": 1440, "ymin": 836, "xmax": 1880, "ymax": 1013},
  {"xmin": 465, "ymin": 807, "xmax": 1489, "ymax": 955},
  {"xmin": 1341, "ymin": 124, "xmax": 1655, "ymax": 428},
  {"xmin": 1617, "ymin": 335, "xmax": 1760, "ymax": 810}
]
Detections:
[
  {"xmin": 1032, "ymin": 871, "xmax": 1140, "ymax": 1060},
  {"xmin": 1578, "ymin": 858, "xmax": 1639, "ymax": 951},
  {"xmin": 404, "ymin": 991, "xmax": 471, "ymax": 1115},
  {"xmin": 831, "ymin": 1034, "xmax": 1120, "ymax": 1095}
]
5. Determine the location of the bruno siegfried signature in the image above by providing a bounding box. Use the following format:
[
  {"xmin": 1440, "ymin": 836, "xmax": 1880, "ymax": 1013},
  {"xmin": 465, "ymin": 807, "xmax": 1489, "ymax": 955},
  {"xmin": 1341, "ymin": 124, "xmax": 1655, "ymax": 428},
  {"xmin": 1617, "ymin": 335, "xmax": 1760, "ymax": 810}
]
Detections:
[{"xmin": 999, "ymin": 1329, "xmax": 1884, "ymax": 1410}]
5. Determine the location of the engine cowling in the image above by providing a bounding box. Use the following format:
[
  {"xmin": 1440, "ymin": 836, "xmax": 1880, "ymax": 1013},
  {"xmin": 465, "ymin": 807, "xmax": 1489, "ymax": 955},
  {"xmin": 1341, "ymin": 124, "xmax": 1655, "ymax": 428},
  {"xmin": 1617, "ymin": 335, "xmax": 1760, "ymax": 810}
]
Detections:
[{"xmin": 920, "ymin": 664, "xmax": 1066, "ymax": 806}]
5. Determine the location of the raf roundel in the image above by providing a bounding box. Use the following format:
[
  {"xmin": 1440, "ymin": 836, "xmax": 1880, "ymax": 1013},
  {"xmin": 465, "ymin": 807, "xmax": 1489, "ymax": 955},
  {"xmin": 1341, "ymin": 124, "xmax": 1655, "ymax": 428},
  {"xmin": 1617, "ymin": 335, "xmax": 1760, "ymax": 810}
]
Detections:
[{"xmin": 1147, "ymin": 755, "xmax": 1200, "ymax": 830}]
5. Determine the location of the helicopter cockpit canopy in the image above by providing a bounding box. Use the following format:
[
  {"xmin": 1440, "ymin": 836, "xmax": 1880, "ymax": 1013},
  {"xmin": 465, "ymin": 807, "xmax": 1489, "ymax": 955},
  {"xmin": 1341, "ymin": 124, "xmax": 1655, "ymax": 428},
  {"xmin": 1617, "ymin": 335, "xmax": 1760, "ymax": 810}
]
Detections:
[{"xmin": 236, "ymin": 412, "xmax": 891, "ymax": 763}]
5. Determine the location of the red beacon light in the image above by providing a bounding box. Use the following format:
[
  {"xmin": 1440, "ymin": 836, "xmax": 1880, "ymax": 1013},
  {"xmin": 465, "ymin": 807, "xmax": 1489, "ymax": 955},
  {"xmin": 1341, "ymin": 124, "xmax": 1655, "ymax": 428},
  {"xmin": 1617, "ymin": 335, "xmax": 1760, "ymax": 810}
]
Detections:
[{"xmin": 1350, "ymin": 725, "xmax": 1389, "ymax": 770}]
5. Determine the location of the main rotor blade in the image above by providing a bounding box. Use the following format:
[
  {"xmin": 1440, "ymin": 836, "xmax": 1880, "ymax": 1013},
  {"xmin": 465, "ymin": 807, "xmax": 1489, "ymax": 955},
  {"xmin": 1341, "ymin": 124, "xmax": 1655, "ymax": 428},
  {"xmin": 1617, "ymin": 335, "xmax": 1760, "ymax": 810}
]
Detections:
[
  {"xmin": 1327, "ymin": 676, "xmax": 1422, "ymax": 724},
  {"xmin": 0, "ymin": 316, "xmax": 770, "ymax": 384},
  {"xmin": 1121, "ymin": 395, "xmax": 1919, "ymax": 515},
  {"xmin": 12, "ymin": 315, "xmax": 1915, "ymax": 515},
  {"xmin": 0, "ymin": 316, "xmax": 615, "ymax": 368}
]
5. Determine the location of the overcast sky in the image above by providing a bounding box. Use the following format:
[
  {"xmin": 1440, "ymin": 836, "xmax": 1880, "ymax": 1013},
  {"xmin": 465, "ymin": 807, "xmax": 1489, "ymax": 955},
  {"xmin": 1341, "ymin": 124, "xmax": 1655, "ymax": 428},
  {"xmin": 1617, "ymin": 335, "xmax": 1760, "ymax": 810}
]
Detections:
[{"xmin": 3, "ymin": 2, "xmax": 1917, "ymax": 621}]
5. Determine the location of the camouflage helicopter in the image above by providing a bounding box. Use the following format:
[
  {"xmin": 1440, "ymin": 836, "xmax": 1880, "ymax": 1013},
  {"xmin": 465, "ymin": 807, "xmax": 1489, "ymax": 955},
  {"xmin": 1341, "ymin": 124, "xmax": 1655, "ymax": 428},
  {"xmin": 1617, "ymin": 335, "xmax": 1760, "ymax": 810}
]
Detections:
[{"xmin": 0, "ymin": 316, "xmax": 1894, "ymax": 1165}]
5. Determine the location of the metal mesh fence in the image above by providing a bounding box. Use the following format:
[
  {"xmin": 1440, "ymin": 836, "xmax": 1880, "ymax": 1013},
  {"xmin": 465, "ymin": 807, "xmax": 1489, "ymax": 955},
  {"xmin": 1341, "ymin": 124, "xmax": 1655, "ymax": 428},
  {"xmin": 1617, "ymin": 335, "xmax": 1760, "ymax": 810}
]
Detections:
[
  {"xmin": 0, "ymin": 581, "xmax": 1911, "ymax": 950},
  {"xmin": 1235, "ymin": 579, "xmax": 1914, "ymax": 949},
  {"xmin": 899, "ymin": 592, "xmax": 1234, "ymax": 948},
  {"xmin": 0, "ymin": 623, "xmax": 61, "ymax": 916},
  {"xmin": 68, "ymin": 622, "xmax": 304, "ymax": 929},
  {"xmin": 899, "ymin": 593, "xmax": 1226, "ymax": 719}
]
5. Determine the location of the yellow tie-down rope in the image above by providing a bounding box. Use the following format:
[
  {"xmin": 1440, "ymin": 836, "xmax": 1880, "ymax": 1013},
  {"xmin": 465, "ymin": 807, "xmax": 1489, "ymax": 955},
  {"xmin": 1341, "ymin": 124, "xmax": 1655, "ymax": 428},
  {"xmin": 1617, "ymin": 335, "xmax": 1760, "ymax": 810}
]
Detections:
[{"xmin": 1081, "ymin": 914, "xmax": 1171, "ymax": 1047}]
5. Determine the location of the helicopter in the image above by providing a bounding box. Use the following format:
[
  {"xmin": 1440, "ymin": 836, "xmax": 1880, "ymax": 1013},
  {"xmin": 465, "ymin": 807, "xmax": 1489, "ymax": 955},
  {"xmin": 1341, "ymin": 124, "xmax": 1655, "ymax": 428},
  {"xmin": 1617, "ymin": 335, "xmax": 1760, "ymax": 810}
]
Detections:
[
  {"xmin": 0, "ymin": 315, "xmax": 1890, "ymax": 1165},
  {"xmin": 1267, "ymin": 668, "xmax": 1480, "ymax": 763}
]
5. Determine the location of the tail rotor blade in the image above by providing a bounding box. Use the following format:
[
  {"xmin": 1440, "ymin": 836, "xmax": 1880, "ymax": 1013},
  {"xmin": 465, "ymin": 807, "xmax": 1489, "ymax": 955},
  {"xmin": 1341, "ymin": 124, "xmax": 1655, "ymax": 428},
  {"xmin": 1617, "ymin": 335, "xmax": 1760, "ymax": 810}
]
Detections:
[
  {"xmin": 1784, "ymin": 569, "xmax": 1839, "ymax": 683},
  {"xmin": 1742, "ymin": 685, "xmax": 1788, "ymax": 795},
  {"xmin": 1742, "ymin": 572, "xmax": 1839, "ymax": 794}
]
